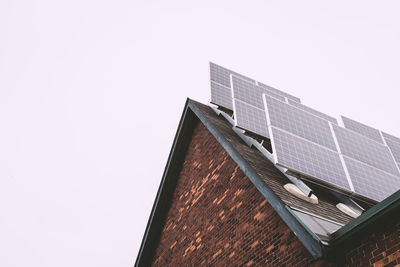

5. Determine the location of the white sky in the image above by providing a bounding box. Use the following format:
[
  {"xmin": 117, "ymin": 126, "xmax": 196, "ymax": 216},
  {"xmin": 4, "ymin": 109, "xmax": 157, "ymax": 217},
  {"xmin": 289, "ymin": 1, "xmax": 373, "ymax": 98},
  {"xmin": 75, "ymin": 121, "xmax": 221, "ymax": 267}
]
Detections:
[{"xmin": 1, "ymin": 1, "xmax": 400, "ymax": 266}]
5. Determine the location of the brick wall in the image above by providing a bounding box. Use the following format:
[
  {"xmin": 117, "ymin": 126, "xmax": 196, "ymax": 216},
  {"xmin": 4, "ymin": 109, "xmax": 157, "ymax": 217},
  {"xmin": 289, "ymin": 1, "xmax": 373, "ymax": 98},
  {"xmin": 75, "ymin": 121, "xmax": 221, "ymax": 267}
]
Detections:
[
  {"xmin": 345, "ymin": 221, "xmax": 400, "ymax": 267},
  {"xmin": 151, "ymin": 121, "xmax": 323, "ymax": 266}
]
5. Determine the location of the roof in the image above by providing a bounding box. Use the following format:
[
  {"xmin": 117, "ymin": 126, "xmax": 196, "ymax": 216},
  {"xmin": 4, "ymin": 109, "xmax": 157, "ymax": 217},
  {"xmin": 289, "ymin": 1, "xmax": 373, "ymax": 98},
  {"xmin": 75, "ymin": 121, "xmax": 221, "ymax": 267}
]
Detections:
[
  {"xmin": 192, "ymin": 100, "xmax": 354, "ymax": 224},
  {"xmin": 135, "ymin": 99, "xmax": 400, "ymax": 266}
]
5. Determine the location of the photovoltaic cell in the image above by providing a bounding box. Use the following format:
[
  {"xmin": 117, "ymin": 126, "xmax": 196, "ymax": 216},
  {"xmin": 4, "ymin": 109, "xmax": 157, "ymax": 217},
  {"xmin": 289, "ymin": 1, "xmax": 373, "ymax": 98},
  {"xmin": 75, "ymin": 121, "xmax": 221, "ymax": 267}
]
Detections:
[
  {"xmin": 210, "ymin": 62, "xmax": 255, "ymax": 88},
  {"xmin": 332, "ymin": 124, "xmax": 400, "ymax": 176},
  {"xmin": 344, "ymin": 156, "xmax": 400, "ymax": 202},
  {"xmin": 341, "ymin": 116, "xmax": 383, "ymax": 144},
  {"xmin": 232, "ymin": 75, "xmax": 285, "ymax": 109},
  {"xmin": 234, "ymin": 99, "xmax": 269, "ymax": 138},
  {"xmin": 383, "ymin": 132, "xmax": 400, "ymax": 144},
  {"xmin": 288, "ymin": 99, "xmax": 338, "ymax": 124},
  {"xmin": 265, "ymin": 96, "xmax": 337, "ymax": 151},
  {"xmin": 272, "ymin": 127, "xmax": 351, "ymax": 190},
  {"xmin": 385, "ymin": 138, "xmax": 400, "ymax": 165},
  {"xmin": 258, "ymin": 81, "xmax": 301, "ymax": 103},
  {"xmin": 210, "ymin": 81, "xmax": 233, "ymax": 110}
]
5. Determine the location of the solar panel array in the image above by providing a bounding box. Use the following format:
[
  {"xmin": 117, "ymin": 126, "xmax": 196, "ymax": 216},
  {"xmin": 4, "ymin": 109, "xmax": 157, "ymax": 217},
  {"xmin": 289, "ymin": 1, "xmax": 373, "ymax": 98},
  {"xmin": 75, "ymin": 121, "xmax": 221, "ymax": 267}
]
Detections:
[
  {"xmin": 232, "ymin": 75, "xmax": 285, "ymax": 108},
  {"xmin": 271, "ymin": 127, "xmax": 350, "ymax": 190},
  {"xmin": 265, "ymin": 96, "xmax": 337, "ymax": 151},
  {"xmin": 332, "ymin": 124, "xmax": 399, "ymax": 176},
  {"xmin": 383, "ymin": 132, "xmax": 400, "ymax": 144},
  {"xmin": 234, "ymin": 99, "xmax": 269, "ymax": 138},
  {"xmin": 258, "ymin": 81, "xmax": 301, "ymax": 103},
  {"xmin": 344, "ymin": 156, "xmax": 400, "ymax": 202},
  {"xmin": 210, "ymin": 81, "xmax": 233, "ymax": 110},
  {"xmin": 341, "ymin": 116, "xmax": 383, "ymax": 144},
  {"xmin": 288, "ymin": 99, "xmax": 338, "ymax": 124},
  {"xmin": 210, "ymin": 62, "xmax": 255, "ymax": 88},
  {"xmin": 385, "ymin": 138, "xmax": 400, "ymax": 165},
  {"xmin": 209, "ymin": 62, "xmax": 400, "ymax": 202}
]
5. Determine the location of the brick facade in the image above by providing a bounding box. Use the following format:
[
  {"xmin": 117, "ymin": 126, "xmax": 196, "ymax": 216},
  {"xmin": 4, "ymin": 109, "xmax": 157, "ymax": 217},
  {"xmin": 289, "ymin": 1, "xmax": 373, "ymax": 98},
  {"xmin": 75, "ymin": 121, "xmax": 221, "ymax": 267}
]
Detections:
[
  {"xmin": 345, "ymin": 221, "xmax": 400, "ymax": 267},
  {"xmin": 151, "ymin": 121, "xmax": 322, "ymax": 266},
  {"xmin": 138, "ymin": 103, "xmax": 400, "ymax": 266}
]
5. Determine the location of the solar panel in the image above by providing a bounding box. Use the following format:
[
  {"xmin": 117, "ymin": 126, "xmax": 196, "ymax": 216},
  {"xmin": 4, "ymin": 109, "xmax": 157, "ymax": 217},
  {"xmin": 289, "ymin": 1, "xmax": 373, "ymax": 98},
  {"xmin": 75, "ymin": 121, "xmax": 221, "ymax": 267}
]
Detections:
[
  {"xmin": 210, "ymin": 62, "xmax": 255, "ymax": 88},
  {"xmin": 382, "ymin": 132, "xmax": 400, "ymax": 144},
  {"xmin": 232, "ymin": 75, "xmax": 285, "ymax": 109},
  {"xmin": 385, "ymin": 138, "xmax": 400, "ymax": 165},
  {"xmin": 234, "ymin": 99, "xmax": 269, "ymax": 138},
  {"xmin": 210, "ymin": 81, "xmax": 233, "ymax": 110},
  {"xmin": 208, "ymin": 63, "xmax": 400, "ymax": 202},
  {"xmin": 288, "ymin": 99, "xmax": 338, "ymax": 124},
  {"xmin": 258, "ymin": 81, "xmax": 301, "ymax": 103},
  {"xmin": 341, "ymin": 116, "xmax": 383, "ymax": 144},
  {"xmin": 264, "ymin": 96, "xmax": 337, "ymax": 151},
  {"xmin": 344, "ymin": 156, "xmax": 400, "ymax": 202},
  {"xmin": 272, "ymin": 127, "xmax": 351, "ymax": 190},
  {"xmin": 332, "ymin": 124, "xmax": 400, "ymax": 176}
]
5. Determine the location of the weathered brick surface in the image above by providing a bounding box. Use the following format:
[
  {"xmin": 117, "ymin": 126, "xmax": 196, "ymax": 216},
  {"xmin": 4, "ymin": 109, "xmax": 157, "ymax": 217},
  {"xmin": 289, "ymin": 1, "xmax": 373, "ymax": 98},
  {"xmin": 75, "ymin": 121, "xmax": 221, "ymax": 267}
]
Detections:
[
  {"xmin": 345, "ymin": 221, "xmax": 400, "ymax": 267},
  {"xmin": 151, "ymin": 121, "xmax": 322, "ymax": 266}
]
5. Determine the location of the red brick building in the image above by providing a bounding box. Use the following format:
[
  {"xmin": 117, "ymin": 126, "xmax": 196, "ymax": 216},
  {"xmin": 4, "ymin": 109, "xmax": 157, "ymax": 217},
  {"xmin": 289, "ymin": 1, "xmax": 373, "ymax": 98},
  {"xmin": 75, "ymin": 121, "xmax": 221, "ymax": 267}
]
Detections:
[{"xmin": 135, "ymin": 100, "xmax": 400, "ymax": 266}]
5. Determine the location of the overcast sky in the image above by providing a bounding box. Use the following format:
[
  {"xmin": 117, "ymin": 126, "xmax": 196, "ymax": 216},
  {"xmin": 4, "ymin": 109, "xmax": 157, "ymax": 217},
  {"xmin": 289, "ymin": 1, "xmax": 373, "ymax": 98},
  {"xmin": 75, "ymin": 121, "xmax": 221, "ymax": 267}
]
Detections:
[{"xmin": 1, "ymin": 1, "xmax": 400, "ymax": 266}]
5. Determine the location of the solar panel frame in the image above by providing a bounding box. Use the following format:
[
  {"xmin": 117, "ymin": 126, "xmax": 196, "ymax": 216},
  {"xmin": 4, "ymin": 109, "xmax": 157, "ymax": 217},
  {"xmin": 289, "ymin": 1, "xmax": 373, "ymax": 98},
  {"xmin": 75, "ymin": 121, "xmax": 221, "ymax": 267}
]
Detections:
[
  {"xmin": 233, "ymin": 99, "xmax": 269, "ymax": 138},
  {"xmin": 232, "ymin": 75, "xmax": 285, "ymax": 109},
  {"xmin": 271, "ymin": 127, "xmax": 351, "ymax": 191},
  {"xmin": 210, "ymin": 81, "xmax": 233, "ymax": 110},
  {"xmin": 344, "ymin": 156, "xmax": 400, "ymax": 202},
  {"xmin": 341, "ymin": 116, "xmax": 384, "ymax": 144},
  {"xmin": 288, "ymin": 99, "xmax": 338, "ymax": 124},
  {"xmin": 265, "ymin": 96, "xmax": 337, "ymax": 151},
  {"xmin": 210, "ymin": 62, "xmax": 255, "ymax": 88},
  {"xmin": 258, "ymin": 81, "xmax": 301, "ymax": 103},
  {"xmin": 332, "ymin": 124, "xmax": 400, "ymax": 176}
]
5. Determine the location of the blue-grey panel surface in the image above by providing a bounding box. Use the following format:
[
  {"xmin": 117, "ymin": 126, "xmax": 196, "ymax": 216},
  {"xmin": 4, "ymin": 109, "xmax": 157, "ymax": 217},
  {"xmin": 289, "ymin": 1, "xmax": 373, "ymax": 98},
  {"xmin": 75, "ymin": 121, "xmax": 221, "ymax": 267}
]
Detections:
[
  {"xmin": 288, "ymin": 99, "xmax": 337, "ymax": 124},
  {"xmin": 332, "ymin": 124, "xmax": 400, "ymax": 176},
  {"xmin": 272, "ymin": 127, "xmax": 350, "ymax": 190},
  {"xmin": 234, "ymin": 99, "xmax": 269, "ymax": 138},
  {"xmin": 258, "ymin": 81, "xmax": 301, "ymax": 103},
  {"xmin": 341, "ymin": 116, "xmax": 383, "ymax": 144},
  {"xmin": 265, "ymin": 96, "xmax": 337, "ymax": 151},
  {"xmin": 210, "ymin": 81, "xmax": 233, "ymax": 110},
  {"xmin": 232, "ymin": 75, "xmax": 285, "ymax": 109},
  {"xmin": 210, "ymin": 62, "xmax": 255, "ymax": 88},
  {"xmin": 344, "ymin": 156, "xmax": 400, "ymax": 202}
]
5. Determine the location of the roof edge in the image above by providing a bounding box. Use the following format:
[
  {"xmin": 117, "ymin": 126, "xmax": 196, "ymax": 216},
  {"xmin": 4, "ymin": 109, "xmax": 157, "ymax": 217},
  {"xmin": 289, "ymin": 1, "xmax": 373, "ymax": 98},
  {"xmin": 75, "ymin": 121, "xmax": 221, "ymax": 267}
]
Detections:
[
  {"xmin": 135, "ymin": 98, "xmax": 195, "ymax": 266},
  {"xmin": 188, "ymin": 100, "xmax": 325, "ymax": 259},
  {"xmin": 135, "ymin": 99, "xmax": 327, "ymax": 264}
]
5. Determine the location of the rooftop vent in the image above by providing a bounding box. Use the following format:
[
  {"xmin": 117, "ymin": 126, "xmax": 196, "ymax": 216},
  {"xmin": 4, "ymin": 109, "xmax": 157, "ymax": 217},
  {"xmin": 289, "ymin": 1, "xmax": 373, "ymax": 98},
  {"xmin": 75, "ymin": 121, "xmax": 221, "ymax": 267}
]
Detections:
[
  {"xmin": 336, "ymin": 203, "xmax": 362, "ymax": 218},
  {"xmin": 284, "ymin": 183, "xmax": 318, "ymax": 204}
]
